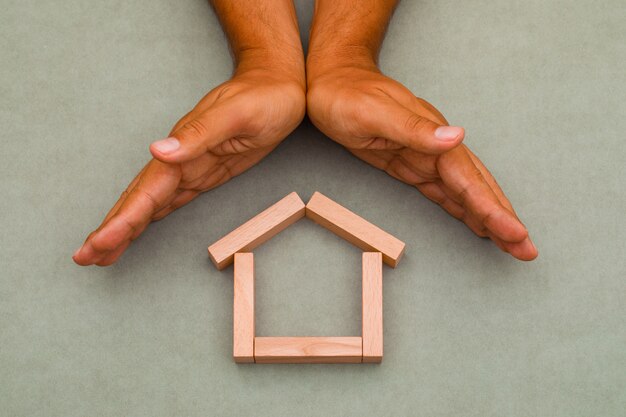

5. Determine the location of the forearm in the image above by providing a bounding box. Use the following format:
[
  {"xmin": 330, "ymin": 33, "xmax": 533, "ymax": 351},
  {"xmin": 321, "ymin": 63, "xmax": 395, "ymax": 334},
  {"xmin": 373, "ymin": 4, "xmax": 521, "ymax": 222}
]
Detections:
[
  {"xmin": 210, "ymin": 0, "xmax": 305, "ymax": 86},
  {"xmin": 307, "ymin": 0, "xmax": 398, "ymax": 79}
]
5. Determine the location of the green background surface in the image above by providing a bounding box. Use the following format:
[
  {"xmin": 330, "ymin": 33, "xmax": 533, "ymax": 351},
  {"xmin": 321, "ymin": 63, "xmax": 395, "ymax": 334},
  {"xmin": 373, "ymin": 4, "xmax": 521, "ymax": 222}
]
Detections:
[{"xmin": 1, "ymin": 0, "xmax": 625, "ymax": 415}]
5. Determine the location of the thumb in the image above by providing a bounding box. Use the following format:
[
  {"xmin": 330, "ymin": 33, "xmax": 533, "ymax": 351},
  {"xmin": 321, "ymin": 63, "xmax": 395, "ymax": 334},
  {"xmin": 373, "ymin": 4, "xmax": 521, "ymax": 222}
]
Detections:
[
  {"xmin": 150, "ymin": 103, "xmax": 243, "ymax": 163},
  {"xmin": 369, "ymin": 99, "xmax": 465, "ymax": 154}
]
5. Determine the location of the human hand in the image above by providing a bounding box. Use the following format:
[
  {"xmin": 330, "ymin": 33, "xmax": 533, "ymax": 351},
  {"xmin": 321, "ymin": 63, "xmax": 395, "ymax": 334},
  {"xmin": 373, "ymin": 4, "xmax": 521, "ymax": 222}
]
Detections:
[
  {"xmin": 306, "ymin": 65, "xmax": 537, "ymax": 261},
  {"xmin": 73, "ymin": 69, "xmax": 305, "ymax": 266}
]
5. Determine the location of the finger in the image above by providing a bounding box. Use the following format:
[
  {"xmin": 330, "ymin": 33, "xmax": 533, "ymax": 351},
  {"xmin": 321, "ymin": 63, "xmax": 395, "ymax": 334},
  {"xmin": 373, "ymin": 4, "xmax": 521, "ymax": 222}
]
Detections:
[
  {"xmin": 152, "ymin": 189, "xmax": 200, "ymax": 221},
  {"xmin": 408, "ymin": 177, "xmax": 536, "ymax": 260},
  {"xmin": 438, "ymin": 178, "xmax": 527, "ymax": 249},
  {"xmin": 73, "ymin": 165, "xmax": 148, "ymax": 265},
  {"xmin": 97, "ymin": 164, "xmax": 149, "ymax": 230},
  {"xmin": 503, "ymin": 237, "xmax": 538, "ymax": 261},
  {"xmin": 454, "ymin": 147, "xmax": 537, "ymax": 258},
  {"xmin": 348, "ymin": 148, "xmax": 395, "ymax": 171},
  {"xmin": 489, "ymin": 233, "xmax": 509, "ymax": 253},
  {"xmin": 464, "ymin": 148, "xmax": 538, "ymax": 259},
  {"xmin": 364, "ymin": 97, "xmax": 464, "ymax": 154},
  {"xmin": 150, "ymin": 100, "xmax": 249, "ymax": 164},
  {"xmin": 177, "ymin": 153, "xmax": 221, "ymax": 189},
  {"xmin": 486, "ymin": 231, "xmax": 538, "ymax": 261},
  {"xmin": 414, "ymin": 97, "xmax": 449, "ymax": 126},
  {"xmin": 436, "ymin": 146, "xmax": 529, "ymax": 243},
  {"xmin": 89, "ymin": 162, "xmax": 180, "ymax": 251},
  {"xmin": 385, "ymin": 156, "xmax": 428, "ymax": 185},
  {"xmin": 95, "ymin": 241, "xmax": 131, "ymax": 267},
  {"xmin": 399, "ymin": 149, "xmax": 438, "ymax": 181},
  {"xmin": 74, "ymin": 162, "xmax": 181, "ymax": 265},
  {"xmin": 438, "ymin": 204, "xmax": 537, "ymax": 261},
  {"xmin": 152, "ymin": 152, "xmax": 266, "ymax": 222},
  {"xmin": 416, "ymin": 181, "xmax": 465, "ymax": 220},
  {"xmin": 348, "ymin": 148, "xmax": 466, "ymax": 219},
  {"xmin": 464, "ymin": 146, "xmax": 517, "ymax": 216}
]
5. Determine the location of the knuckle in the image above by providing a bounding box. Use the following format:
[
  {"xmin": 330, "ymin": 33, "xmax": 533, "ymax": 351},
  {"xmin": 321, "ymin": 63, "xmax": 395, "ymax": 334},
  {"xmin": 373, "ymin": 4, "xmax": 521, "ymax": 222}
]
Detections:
[
  {"xmin": 478, "ymin": 206, "xmax": 496, "ymax": 224},
  {"xmin": 404, "ymin": 113, "xmax": 430, "ymax": 135},
  {"xmin": 385, "ymin": 157, "xmax": 420, "ymax": 184},
  {"xmin": 182, "ymin": 118, "xmax": 208, "ymax": 139},
  {"xmin": 457, "ymin": 169, "xmax": 485, "ymax": 204}
]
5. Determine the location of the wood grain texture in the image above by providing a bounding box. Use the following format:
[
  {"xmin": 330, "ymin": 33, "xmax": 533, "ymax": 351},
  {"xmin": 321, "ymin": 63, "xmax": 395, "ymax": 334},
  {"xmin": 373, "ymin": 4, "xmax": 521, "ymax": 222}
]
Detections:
[
  {"xmin": 208, "ymin": 192, "xmax": 305, "ymax": 269},
  {"xmin": 254, "ymin": 337, "xmax": 363, "ymax": 363},
  {"xmin": 233, "ymin": 253, "xmax": 255, "ymax": 363},
  {"xmin": 305, "ymin": 191, "xmax": 405, "ymax": 267},
  {"xmin": 362, "ymin": 252, "xmax": 383, "ymax": 363}
]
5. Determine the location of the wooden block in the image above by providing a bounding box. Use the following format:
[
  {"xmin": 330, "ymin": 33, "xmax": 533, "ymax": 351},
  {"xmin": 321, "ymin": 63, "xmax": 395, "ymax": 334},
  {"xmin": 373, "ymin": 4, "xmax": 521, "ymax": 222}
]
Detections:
[
  {"xmin": 254, "ymin": 337, "xmax": 363, "ymax": 364},
  {"xmin": 208, "ymin": 192, "xmax": 305, "ymax": 269},
  {"xmin": 305, "ymin": 192, "xmax": 405, "ymax": 268},
  {"xmin": 233, "ymin": 253, "xmax": 254, "ymax": 363},
  {"xmin": 362, "ymin": 252, "xmax": 383, "ymax": 363}
]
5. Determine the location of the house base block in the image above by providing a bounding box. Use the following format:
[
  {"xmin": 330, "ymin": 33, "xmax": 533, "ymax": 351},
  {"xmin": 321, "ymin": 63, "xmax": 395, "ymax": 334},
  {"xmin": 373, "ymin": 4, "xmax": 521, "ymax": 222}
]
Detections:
[{"xmin": 254, "ymin": 337, "xmax": 363, "ymax": 364}]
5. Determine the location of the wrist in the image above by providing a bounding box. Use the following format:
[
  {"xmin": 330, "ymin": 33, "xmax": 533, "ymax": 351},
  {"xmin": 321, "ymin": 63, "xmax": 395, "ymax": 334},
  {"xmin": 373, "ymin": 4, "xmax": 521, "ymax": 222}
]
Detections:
[
  {"xmin": 306, "ymin": 46, "xmax": 379, "ymax": 88},
  {"xmin": 306, "ymin": 0, "xmax": 396, "ymax": 83},
  {"xmin": 235, "ymin": 46, "xmax": 306, "ymax": 89}
]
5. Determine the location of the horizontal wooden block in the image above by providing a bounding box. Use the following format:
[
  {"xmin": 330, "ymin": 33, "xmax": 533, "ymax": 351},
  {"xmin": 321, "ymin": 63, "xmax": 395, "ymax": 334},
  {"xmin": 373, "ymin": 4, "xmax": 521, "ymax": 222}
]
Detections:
[
  {"xmin": 305, "ymin": 192, "xmax": 405, "ymax": 267},
  {"xmin": 254, "ymin": 337, "xmax": 363, "ymax": 363},
  {"xmin": 233, "ymin": 253, "xmax": 254, "ymax": 363},
  {"xmin": 208, "ymin": 192, "xmax": 305, "ymax": 269},
  {"xmin": 362, "ymin": 252, "xmax": 383, "ymax": 363}
]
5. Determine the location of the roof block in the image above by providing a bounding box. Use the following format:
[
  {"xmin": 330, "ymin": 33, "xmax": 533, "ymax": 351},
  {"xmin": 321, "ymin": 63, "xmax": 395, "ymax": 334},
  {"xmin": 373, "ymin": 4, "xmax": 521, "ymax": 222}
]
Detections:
[
  {"xmin": 305, "ymin": 192, "xmax": 405, "ymax": 267},
  {"xmin": 208, "ymin": 192, "xmax": 305, "ymax": 269}
]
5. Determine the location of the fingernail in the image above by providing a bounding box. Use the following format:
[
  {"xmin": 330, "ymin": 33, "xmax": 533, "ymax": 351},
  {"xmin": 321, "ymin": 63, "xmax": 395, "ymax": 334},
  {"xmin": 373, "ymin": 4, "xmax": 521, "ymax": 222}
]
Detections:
[
  {"xmin": 435, "ymin": 126, "xmax": 464, "ymax": 141},
  {"xmin": 152, "ymin": 137, "xmax": 180, "ymax": 154},
  {"xmin": 72, "ymin": 247, "xmax": 81, "ymax": 259}
]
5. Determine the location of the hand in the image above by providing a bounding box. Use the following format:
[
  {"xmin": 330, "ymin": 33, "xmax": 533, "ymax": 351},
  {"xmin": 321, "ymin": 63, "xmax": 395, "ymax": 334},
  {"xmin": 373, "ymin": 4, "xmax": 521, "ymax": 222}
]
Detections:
[
  {"xmin": 73, "ymin": 69, "xmax": 305, "ymax": 266},
  {"xmin": 306, "ymin": 66, "xmax": 537, "ymax": 261}
]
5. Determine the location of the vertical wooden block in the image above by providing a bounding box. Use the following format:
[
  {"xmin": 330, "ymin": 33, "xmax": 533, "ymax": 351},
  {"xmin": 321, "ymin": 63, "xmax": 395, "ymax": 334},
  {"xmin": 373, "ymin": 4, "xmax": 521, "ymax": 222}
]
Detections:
[
  {"xmin": 208, "ymin": 192, "xmax": 306, "ymax": 269},
  {"xmin": 362, "ymin": 252, "xmax": 383, "ymax": 363},
  {"xmin": 233, "ymin": 253, "xmax": 254, "ymax": 363},
  {"xmin": 254, "ymin": 337, "xmax": 363, "ymax": 363},
  {"xmin": 305, "ymin": 191, "xmax": 405, "ymax": 267}
]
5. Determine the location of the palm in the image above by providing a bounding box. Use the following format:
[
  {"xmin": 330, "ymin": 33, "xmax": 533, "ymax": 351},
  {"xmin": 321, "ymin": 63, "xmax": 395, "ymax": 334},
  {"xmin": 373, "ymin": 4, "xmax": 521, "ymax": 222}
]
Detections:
[
  {"xmin": 308, "ymin": 68, "xmax": 537, "ymax": 260},
  {"xmin": 73, "ymin": 72, "xmax": 305, "ymax": 266}
]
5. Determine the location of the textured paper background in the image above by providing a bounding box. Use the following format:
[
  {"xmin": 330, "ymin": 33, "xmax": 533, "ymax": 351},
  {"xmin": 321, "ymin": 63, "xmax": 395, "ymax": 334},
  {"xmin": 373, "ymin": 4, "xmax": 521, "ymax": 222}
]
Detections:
[{"xmin": 1, "ymin": 0, "xmax": 624, "ymax": 415}]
